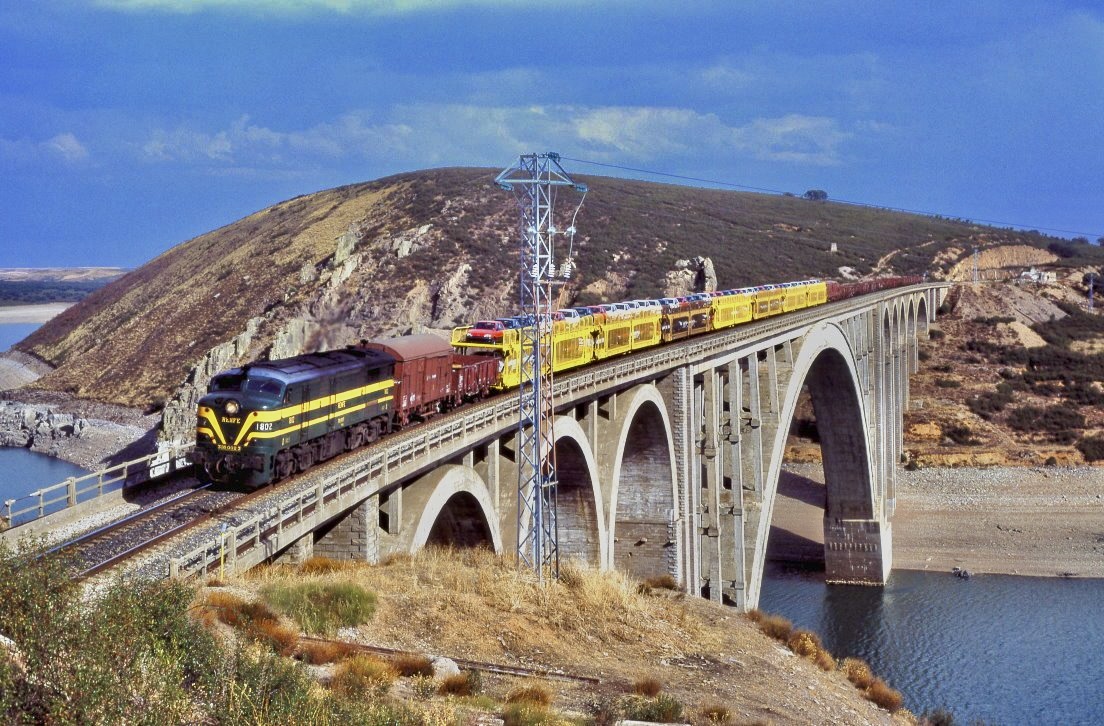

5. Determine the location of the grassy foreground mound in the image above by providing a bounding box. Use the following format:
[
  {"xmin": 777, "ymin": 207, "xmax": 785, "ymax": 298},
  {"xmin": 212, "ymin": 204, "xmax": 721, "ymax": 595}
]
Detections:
[{"xmin": 1, "ymin": 544, "xmax": 919, "ymax": 724}]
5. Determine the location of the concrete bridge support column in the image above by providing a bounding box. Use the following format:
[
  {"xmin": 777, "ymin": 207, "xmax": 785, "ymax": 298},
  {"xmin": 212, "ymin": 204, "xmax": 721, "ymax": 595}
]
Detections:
[
  {"xmin": 823, "ymin": 517, "xmax": 892, "ymax": 583},
  {"xmin": 314, "ymin": 498, "xmax": 380, "ymax": 563},
  {"xmin": 667, "ymin": 367, "xmax": 697, "ymax": 592},
  {"xmin": 273, "ymin": 532, "xmax": 315, "ymax": 565}
]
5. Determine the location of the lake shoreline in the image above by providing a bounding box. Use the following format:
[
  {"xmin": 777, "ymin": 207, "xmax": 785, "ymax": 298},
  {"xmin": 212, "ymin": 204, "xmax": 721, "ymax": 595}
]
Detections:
[{"xmin": 776, "ymin": 463, "xmax": 1104, "ymax": 581}]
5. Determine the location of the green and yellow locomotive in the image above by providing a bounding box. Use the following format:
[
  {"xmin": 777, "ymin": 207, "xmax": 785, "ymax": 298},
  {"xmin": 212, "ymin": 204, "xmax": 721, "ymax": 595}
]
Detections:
[{"xmin": 193, "ymin": 347, "xmax": 396, "ymax": 487}]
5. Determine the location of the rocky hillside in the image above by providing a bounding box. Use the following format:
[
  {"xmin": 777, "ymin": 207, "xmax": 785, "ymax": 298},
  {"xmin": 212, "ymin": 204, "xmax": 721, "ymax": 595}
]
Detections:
[{"xmin": 8, "ymin": 168, "xmax": 1104, "ymax": 442}]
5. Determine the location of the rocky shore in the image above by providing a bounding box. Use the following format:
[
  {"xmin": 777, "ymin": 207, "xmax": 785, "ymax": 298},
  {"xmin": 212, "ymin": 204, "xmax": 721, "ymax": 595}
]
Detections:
[
  {"xmin": 0, "ymin": 399, "xmax": 157, "ymax": 471},
  {"xmin": 777, "ymin": 463, "xmax": 1104, "ymax": 580}
]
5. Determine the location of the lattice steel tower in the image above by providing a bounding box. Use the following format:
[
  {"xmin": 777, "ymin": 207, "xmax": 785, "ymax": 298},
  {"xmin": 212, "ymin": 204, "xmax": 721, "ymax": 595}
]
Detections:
[{"xmin": 495, "ymin": 153, "xmax": 587, "ymax": 579}]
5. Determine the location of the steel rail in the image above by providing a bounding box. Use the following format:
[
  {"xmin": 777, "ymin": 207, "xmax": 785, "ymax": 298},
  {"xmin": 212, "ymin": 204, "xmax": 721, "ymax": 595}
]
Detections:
[
  {"xmin": 46, "ymin": 482, "xmax": 212, "ymax": 558},
  {"xmin": 74, "ymin": 485, "xmax": 273, "ymax": 580},
  {"xmin": 297, "ymin": 636, "xmax": 602, "ymax": 684}
]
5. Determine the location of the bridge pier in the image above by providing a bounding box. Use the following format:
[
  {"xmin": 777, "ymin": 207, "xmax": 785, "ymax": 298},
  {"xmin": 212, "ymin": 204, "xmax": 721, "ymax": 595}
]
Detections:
[
  {"xmin": 314, "ymin": 498, "xmax": 380, "ymax": 563},
  {"xmin": 823, "ymin": 517, "xmax": 892, "ymax": 584}
]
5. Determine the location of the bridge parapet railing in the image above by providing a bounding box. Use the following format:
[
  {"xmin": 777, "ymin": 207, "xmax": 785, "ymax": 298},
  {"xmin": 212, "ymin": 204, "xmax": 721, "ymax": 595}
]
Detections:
[{"xmin": 1, "ymin": 443, "xmax": 194, "ymax": 532}]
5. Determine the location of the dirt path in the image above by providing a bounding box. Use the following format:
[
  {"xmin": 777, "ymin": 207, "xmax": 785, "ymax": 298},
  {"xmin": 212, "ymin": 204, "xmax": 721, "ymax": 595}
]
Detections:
[{"xmin": 775, "ymin": 464, "xmax": 1104, "ymax": 579}]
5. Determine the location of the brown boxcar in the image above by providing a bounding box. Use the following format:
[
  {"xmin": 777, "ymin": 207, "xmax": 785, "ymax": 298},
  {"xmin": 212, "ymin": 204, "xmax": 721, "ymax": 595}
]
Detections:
[
  {"xmin": 451, "ymin": 354, "xmax": 498, "ymax": 403},
  {"xmin": 361, "ymin": 334, "xmax": 454, "ymax": 426}
]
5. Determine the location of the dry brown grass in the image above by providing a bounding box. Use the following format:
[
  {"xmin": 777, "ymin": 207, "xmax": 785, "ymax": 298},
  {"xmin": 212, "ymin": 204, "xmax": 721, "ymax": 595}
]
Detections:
[
  {"xmin": 437, "ymin": 673, "xmax": 472, "ymax": 696},
  {"xmin": 813, "ymin": 648, "xmax": 836, "ymax": 672},
  {"xmin": 864, "ymin": 677, "xmax": 904, "ymax": 712},
  {"xmin": 298, "ymin": 556, "xmax": 353, "ymax": 575},
  {"xmin": 195, "ymin": 590, "xmax": 297, "ymax": 654},
  {"xmin": 331, "ymin": 654, "xmax": 397, "ymax": 700},
  {"xmin": 840, "ymin": 657, "xmax": 875, "ymax": 690},
  {"xmin": 390, "ymin": 653, "xmax": 434, "ymax": 677},
  {"xmin": 295, "ymin": 639, "xmax": 353, "ymax": 665},
  {"xmin": 252, "ymin": 618, "xmax": 299, "ymax": 656},
  {"xmin": 240, "ymin": 547, "xmax": 706, "ymax": 667},
  {"xmin": 218, "ymin": 548, "xmax": 906, "ymax": 723},
  {"xmin": 786, "ymin": 629, "xmax": 822, "ymax": 658},
  {"xmin": 506, "ymin": 684, "xmax": 553, "ymax": 708},
  {"xmin": 638, "ymin": 574, "xmax": 680, "ymax": 594},
  {"xmin": 631, "ymin": 676, "xmax": 662, "ymax": 697},
  {"xmin": 756, "ymin": 613, "xmax": 793, "ymax": 642},
  {"xmin": 700, "ymin": 703, "xmax": 731, "ymax": 724}
]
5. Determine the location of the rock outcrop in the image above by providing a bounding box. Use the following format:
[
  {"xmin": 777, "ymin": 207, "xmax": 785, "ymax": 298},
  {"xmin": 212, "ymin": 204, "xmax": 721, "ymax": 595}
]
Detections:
[
  {"xmin": 663, "ymin": 256, "xmax": 717, "ymax": 297},
  {"xmin": 0, "ymin": 401, "xmax": 86, "ymax": 453}
]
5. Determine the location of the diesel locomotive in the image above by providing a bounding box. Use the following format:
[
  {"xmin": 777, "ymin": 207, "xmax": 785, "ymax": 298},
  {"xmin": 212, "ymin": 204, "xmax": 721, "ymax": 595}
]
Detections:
[{"xmin": 195, "ymin": 276, "xmax": 919, "ymax": 487}]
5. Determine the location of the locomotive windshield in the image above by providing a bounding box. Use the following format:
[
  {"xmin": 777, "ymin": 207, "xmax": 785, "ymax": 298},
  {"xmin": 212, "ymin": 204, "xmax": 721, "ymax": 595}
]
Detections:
[
  {"xmin": 243, "ymin": 376, "xmax": 284, "ymax": 400},
  {"xmin": 207, "ymin": 373, "xmax": 283, "ymax": 401}
]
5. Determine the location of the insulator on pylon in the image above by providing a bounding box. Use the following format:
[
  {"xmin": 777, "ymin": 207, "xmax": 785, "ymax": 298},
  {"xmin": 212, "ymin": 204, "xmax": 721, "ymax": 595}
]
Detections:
[{"xmin": 559, "ymin": 259, "xmax": 576, "ymax": 279}]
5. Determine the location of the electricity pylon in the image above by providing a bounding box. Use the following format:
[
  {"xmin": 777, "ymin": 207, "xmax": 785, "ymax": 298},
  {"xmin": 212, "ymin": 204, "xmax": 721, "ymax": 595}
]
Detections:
[{"xmin": 495, "ymin": 153, "xmax": 586, "ymax": 579}]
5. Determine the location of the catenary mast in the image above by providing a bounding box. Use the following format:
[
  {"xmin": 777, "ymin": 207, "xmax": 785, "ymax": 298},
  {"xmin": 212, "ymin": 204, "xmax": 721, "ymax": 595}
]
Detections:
[{"xmin": 495, "ymin": 153, "xmax": 587, "ymax": 579}]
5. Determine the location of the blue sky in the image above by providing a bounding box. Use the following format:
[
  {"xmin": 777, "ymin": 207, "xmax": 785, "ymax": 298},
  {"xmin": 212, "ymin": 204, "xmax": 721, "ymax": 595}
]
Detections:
[{"xmin": 1, "ymin": 0, "xmax": 1102, "ymax": 268}]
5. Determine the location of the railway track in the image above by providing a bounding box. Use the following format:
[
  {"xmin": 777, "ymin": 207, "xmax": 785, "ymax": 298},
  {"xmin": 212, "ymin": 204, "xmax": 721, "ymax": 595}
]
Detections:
[{"xmin": 48, "ymin": 483, "xmax": 262, "ymax": 579}]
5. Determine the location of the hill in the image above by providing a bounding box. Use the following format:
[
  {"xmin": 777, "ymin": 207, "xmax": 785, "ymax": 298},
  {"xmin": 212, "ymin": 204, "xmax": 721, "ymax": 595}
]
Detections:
[{"xmin": 7, "ymin": 168, "xmax": 1104, "ymax": 433}]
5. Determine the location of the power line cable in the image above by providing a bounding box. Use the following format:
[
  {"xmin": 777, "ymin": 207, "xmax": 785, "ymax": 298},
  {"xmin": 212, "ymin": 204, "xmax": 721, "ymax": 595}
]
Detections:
[{"xmin": 560, "ymin": 156, "xmax": 1104, "ymax": 241}]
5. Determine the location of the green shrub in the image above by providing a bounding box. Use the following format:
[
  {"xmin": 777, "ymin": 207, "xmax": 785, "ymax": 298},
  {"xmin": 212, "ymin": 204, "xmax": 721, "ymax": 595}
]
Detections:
[
  {"xmin": 1007, "ymin": 404, "xmax": 1085, "ymax": 436},
  {"xmin": 261, "ymin": 581, "xmax": 376, "ymax": 635},
  {"xmin": 617, "ymin": 693, "xmax": 685, "ymax": 723},
  {"xmin": 935, "ymin": 378, "xmax": 961, "ymax": 388},
  {"xmin": 0, "ymin": 542, "xmax": 221, "ymax": 724},
  {"xmin": 944, "ymin": 424, "xmax": 980, "ymax": 446}
]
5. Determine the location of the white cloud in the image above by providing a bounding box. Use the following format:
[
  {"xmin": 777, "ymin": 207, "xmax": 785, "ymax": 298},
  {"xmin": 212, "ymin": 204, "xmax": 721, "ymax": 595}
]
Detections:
[
  {"xmin": 0, "ymin": 132, "xmax": 90, "ymax": 164},
  {"xmin": 139, "ymin": 104, "xmax": 865, "ymax": 177}
]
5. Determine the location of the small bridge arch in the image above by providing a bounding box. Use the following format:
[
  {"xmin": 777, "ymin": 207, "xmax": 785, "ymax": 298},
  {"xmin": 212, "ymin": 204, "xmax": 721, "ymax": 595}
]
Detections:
[{"xmin": 605, "ymin": 383, "xmax": 678, "ymax": 580}]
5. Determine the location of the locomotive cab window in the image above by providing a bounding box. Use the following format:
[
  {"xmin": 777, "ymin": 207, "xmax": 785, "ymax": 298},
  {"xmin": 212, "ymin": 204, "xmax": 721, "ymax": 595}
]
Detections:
[
  {"xmin": 210, "ymin": 373, "xmax": 244, "ymax": 392},
  {"xmin": 244, "ymin": 376, "xmax": 284, "ymax": 401}
]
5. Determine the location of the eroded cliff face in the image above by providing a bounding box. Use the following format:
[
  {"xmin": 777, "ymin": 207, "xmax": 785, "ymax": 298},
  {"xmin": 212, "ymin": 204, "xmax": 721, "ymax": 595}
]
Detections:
[{"xmin": 155, "ymin": 209, "xmax": 527, "ymax": 443}]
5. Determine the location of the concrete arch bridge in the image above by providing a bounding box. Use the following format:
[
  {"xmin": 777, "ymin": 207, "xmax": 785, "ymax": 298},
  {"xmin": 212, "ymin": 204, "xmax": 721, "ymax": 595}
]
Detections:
[{"xmin": 172, "ymin": 284, "xmax": 946, "ymax": 611}]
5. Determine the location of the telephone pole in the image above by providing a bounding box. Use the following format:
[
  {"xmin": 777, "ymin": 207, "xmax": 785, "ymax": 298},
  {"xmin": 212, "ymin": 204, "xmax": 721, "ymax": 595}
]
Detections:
[{"xmin": 495, "ymin": 153, "xmax": 586, "ymax": 579}]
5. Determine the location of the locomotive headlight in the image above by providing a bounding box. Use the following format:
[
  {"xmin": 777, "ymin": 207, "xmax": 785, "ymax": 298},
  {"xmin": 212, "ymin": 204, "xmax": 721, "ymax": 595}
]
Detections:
[{"xmin": 225, "ymin": 399, "xmax": 240, "ymax": 416}]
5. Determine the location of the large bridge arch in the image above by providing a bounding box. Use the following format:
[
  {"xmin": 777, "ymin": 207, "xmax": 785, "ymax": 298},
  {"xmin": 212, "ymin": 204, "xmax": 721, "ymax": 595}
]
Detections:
[
  {"xmin": 405, "ymin": 465, "xmax": 503, "ymax": 554},
  {"xmin": 748, "ymin": 321, "xmax": 882, "ymax": 605},
  {"xmin": 551, "ymin": 416, "xmax": 607, "ymax": 568},
  {"xmin": 605, "ymin": 384, "xmax": 678, "ymax": 580}
]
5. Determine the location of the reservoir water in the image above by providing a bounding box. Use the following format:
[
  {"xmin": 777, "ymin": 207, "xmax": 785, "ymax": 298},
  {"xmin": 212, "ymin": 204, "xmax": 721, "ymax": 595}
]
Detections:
[
  {"xmin": 1, "ymin": 321, "xmax": 89, "ymax": 508},
  {"xmin": 0, "ymin": 322, "xmax": 38, "ymax": 352},
  {"xmin": 761, "ymin": 565, "xmax": 1104, "ymax": 725}
]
